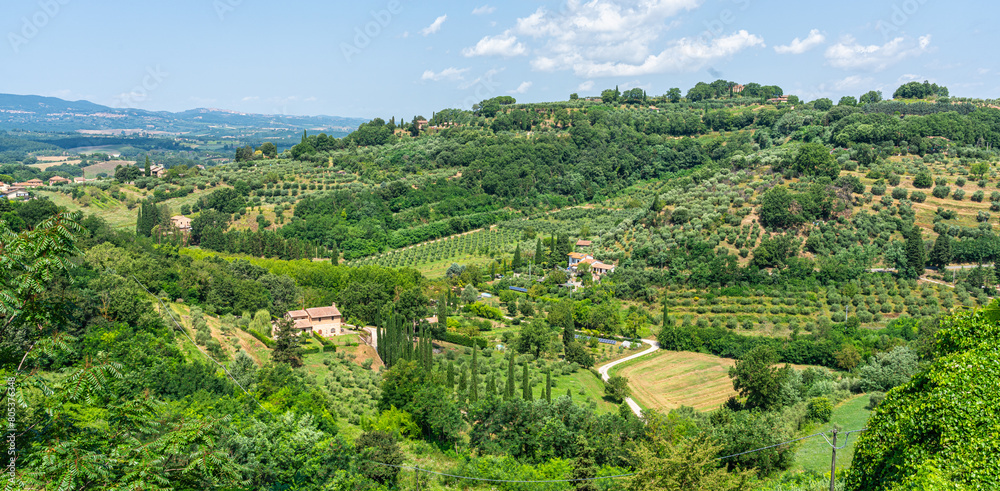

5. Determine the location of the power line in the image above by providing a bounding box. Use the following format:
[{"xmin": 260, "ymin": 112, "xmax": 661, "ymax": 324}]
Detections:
[
  {"xmin": 362, "ymin": 427, "xmax": 872, "ymax": 485},
  {"xmin": 716, "ymin": 431, "xmax": 828, "ymax": 461}
]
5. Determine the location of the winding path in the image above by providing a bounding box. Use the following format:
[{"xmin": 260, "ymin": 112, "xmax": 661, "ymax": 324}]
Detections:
[{"xmin": 598, "ymin": 338, "xmax": 660, "ymax": 417}]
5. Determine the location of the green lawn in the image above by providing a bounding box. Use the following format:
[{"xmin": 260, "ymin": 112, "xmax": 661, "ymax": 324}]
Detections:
[{"xmin": 793, "ymin": 394, "xmax": 873, "ymax": 473}]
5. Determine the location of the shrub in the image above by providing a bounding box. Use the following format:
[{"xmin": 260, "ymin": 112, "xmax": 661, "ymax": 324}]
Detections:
[
  {"xmin": 956, "ymin": 177, "xmax": 967, "ymax": 187},
  {"xmin": 932, "ymin": 186, "xmax": 951, "ymax": 199},
  {"xmin": 891, "ymin": 187, "xmax": 908, "ymax": 199},
  {"xmin": 806, "ymin": 397, "xmax": 834, "ymax": 423},
  {"xmin": 972, "ymin": 190, "xmax": 985, "ymax": 202},
  {"xmin": 953, "ymin": 188, "xmax": 966, "ymax": 200},
  {"xmin": 912, "ymin": 171, "xmax": 932, "ymax": 188},
  {"xmin": 909, "ymin": 191, "xmax": 926, "ymax": 203},
  {"xmin": 866, "ymin": 392, "xmax": 885, "ymax": 410}
]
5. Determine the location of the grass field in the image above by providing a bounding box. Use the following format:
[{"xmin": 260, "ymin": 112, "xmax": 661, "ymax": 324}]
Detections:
[
  {"xmin": 793, "ymin": 393, "xmax": 873, "ymax": 473},
  {"xmin": 613, "ymin": 350, "xmax": 739, "ymax": 411}
]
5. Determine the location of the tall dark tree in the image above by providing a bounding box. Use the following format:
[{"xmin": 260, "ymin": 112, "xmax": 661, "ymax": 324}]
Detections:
[
  {"xmin": 521, "ymin": 363, "xmax": 531, "ymax": 401},
  {"xmin": 904, "ymin": 227, "xmax": 926, "ymax": 278},
  {"xmin": 486, "ymin": 373, "xmax": 497, "ymax": 398},
  {"xmin": 512, "ymin": 243, "xmax": 523, "ymax": 269},
  {"xmin": 928, "ymin": 233, "xmax": 953, "ymax": 270},
  {"xmin": 534, "ymin": 238, "xmax": 545, "ymax": 266},
  {"xmin": 144, "ymin": 155, "xmax": 151, "ymax": 177},
  {"xmin": 470, "ymin": 345, "xmax": 479, "ymax": 402},
  {"xmin": 504, "ymin": 352, "xmax": 516, "ymax": 401},
  {"xmin": 446, "ymin": 361, "xmax": 455, "ymax": 390},
  {"xmin": 545, "ymin": 368, "xmax": 552, "ymax": 403}
]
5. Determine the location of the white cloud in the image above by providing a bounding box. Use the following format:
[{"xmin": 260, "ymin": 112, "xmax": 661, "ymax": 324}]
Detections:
[
  {"xmin": 832, "ymin": 75, "xmax": 872, "ymax": 91},
  {"xmin": 241, "ymin": 96, "xmax": 260, "ymax": 102},
  {"xmin": 774, "ymin": 29, "xmax": 825, "ymax": 54},
  {"xmin": 578, "ymin": 80, "xmax": 595, "ymax": 92},
  {"xmin": 508, "ymin": 0, "xmax": 730, "ymax": 76},
  {"xmin": 472, "ymin": 5, "xmax": 495, "ymax": 15},
  {"xmin": 509, "ymin": 81, "xmax": 533, "ymax": 94},
  {"xmin": 421, "ymin": 15, "xmax": 447, "ymax": 36},
  {"xmin": 825, "ymin": 35, "xmax": 932, "ymax": 71},
  {"xmin": 534, "ymin": 30, "xmax": 765, "ymax": 78},
  {"xmin": 462, "ymin": 30, "xmax": 527, "ymax": 57},
  {"xmin": 421, "ymin": 67, "xmax": 470, "ymax": 81}
]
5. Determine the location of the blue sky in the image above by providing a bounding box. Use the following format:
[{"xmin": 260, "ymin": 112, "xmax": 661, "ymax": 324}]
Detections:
[{"xmin": 2, "ymin": 0, "xmax": 996, "ymax": 120}]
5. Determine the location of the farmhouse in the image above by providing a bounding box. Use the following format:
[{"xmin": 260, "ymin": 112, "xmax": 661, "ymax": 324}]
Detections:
[
  {"xmin": 282, "ymin": 303, "xmax": 344, "ymax": 337},
  {"xmin": 0, "ymin": 182, "xmax": 7, "ymax": 192},
  {"xmin": 149, "ymin": 165, "xmax": 167, "ymax": 178},
  {"xmin": 74, "ymin": 177, "xmax": 88, "ymax": 183},
  {"xmin": 575, "ymin": 240, "xmax": 592, "ymax": 248},
  {"xmin": 16, "ymin": 179, "xmax": 44, "ymax": 188},
  {"xmin": 5, "ymin": 187, "xmax": 29, "ymax": 200},
  {"xmin": 171, "ymin": 215, "xmax": 192, "ymax": 231},
  {"xmin": 48, "ymin": 176, "xmax": 70, "ymax": 185},
  {"xmin": 732, "ymin": 84, "xmax": 745, "ymax": 94}
]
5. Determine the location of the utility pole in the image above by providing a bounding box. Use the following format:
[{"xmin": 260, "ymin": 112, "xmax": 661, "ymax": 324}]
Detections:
[{"xmin": 829, "ymin": 429, "xmax": 838, "ymax": 491}]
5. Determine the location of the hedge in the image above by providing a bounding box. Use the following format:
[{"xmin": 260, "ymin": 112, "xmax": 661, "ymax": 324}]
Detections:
[
  {"xmin": 247, "ymin": 328, "xmax": 276, "ymax": 348},
  {"xmin": 438, "ymin": 331, "xmax": 488, "ymax": 349}
]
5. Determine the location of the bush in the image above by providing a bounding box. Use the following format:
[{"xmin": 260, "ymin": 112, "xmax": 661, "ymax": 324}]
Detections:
[
  {"xmin": 806, "ymin": 397, "xmax": 833, "ymax": 423},
  {"xmin": 891, "ymin": 187, "xmax": 908, "ymax": 199},
  {"xmin": 953, "ymin": 188, "xmax": 966, "ymax": 200},
  {"xmin": 912, "ymin": 171, "xmax": 933, "ymax": 188},
  {"xmin": 909, "ymin": 191, "xmax": 926, "ymax": 203},
  {"xmin": 972, "ymin": 190, "xmax": 985, "ymax": 202},
  {"xmin": 932, "ymin": 186, "xmax": 951, "ymax": 199},
  {"xmin": 858, "ymin": 346, "xmax": 919, "ymax": 392},
  {"xmin": 956, "ymin": 177, "xmax": 967, "ymax": 187},
  {"xmin": 866, "ymin": 392, "xmax": 885, "ymax": 410}
]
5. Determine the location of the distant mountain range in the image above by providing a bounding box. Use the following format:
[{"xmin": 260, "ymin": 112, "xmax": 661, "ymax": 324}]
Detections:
[{"xmin": 0, "ymin": 93, "xmax": 368, "ymax": 142}]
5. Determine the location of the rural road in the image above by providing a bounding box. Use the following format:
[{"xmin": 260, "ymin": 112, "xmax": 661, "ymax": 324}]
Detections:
[{"xmin": 599, "ymin": 339, "xmax": 659, "ymax": 418}]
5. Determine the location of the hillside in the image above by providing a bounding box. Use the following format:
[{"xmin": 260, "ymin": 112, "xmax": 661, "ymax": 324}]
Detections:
[{"xmin": 8, "ymin": 85, "xmax": 1000, "ymax": 490}]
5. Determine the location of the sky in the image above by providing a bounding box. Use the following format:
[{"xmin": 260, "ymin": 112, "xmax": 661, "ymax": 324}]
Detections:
[{"xmin": 2, "ymin": 0, "xmax": 997, "ymax": 120}]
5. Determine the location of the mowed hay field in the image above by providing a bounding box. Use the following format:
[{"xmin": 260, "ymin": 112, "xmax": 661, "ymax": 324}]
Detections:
[{"xmin": 615, "ymin": 350, "xmax": 738, "ymax": 411}]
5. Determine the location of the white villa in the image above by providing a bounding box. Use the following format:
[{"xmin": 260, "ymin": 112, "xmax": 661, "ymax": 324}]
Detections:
[
  {"xmin": 567, "ymin": 252, "xmax": 616, "ymax": 276},
  {"xmin": 282, "ymin": 303, "xmax": 344, "ymax": 337}
]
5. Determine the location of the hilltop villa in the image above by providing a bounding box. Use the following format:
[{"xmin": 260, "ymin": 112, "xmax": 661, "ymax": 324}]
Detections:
[{"xmin": 282, "ymin": 303, "xmax": 344, "ymax": 338}]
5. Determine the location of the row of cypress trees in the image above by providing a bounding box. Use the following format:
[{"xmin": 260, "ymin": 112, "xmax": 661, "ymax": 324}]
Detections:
[{"xmin": 444, "ymin": 348, "xmax": 555, "ymax": 404}]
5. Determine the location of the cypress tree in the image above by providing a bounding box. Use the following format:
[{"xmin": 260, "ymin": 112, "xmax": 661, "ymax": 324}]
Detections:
[
  {"xmin": 504, "ymin": 352, "xmax": 515, "ymax": 401},
  {"xmin": 512, "ymin": 243, "xmax": 523, "ymax": 269},
  {"xmin": 928, "ymin": 233, "xmax": 953, "ymax": 270},
  {"xmin": 458, "ymin": 368, "xmax": 467, "ymax": 393},
  {"xmin": 522, "ymin": 363, "xmax": 531, "ymax": 401},
  {"xmin": 566, "ymin": 388, "xmax": 572, "ymax": 400},
  {"xmin": 437, "ymin": 294, "xmax": 448, "ymax": 327},
  {"xmin": 545, "ymin": 368, "xmax": 552, "ymax": 403},
  {"xmin": 446, "ymin": 361, "xmax": 455, "ymax": 389},
  {"xmin": 535, "ymin": 238, "xmax": 544, "ymax": 266},
  {"xmin": 487, "ymin": 373, "xmax": 497, "ymax": 397},
  {"xmin": 470, "ymin": 345, "xmax": 479, "ymax": 402},
  {"xmin": 144, "ymin": 155, "xmax": 151, "ymax": 177},
  {"xmin": 905, "ymin": 227, "xmax": 926, "ymax": 278}
]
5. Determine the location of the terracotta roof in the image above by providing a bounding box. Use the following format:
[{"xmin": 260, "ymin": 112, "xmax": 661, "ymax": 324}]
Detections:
[
  {"xmin": 306, "ymin": 305, "xmax": 341, "ymax": 318},
  {"xmin": 576, "ymin": 240, "xmax": 592, "ymax": 246},
  {"xmin": 592, "ymin": 261, "xmax": 616, "ymax": 270},
  {"xmin": 293, "ymin": 319, "xmax": 313, "ymax": 329},
  {"xmin": 287, "ymin": 310, "xmax": 308, "ymax": 319},
  {"xmin": 568, "ymin": 252, "xmax": 589, "ymax": 259}
]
